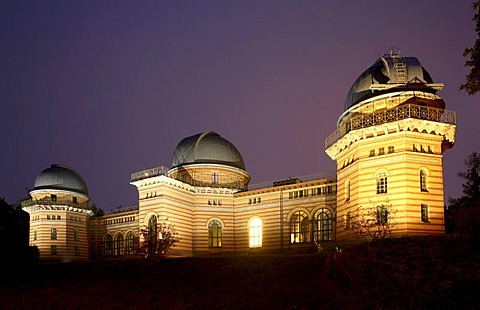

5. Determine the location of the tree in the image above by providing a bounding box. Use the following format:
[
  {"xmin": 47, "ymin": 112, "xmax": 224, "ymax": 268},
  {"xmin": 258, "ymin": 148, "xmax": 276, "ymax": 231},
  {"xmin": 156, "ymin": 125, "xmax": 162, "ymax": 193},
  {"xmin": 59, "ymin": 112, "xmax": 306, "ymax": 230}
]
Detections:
[
  {"xmin": 90, "ymin": 204, "xmax": 104, "ymax": 216},
  {"xmin": 446, "ymin": 152, "xmax": 480, "ymax": 238},
  {"xmin": 460, "ymin": 1, "xmax": 480, "ymax": 95},
  {"xmin": 349, "ymin": 203, "xmax": 397, "ymax": 241},
  {"xmin": 139, "ymin": 218, "xmax": 180, "ymax": 259}
]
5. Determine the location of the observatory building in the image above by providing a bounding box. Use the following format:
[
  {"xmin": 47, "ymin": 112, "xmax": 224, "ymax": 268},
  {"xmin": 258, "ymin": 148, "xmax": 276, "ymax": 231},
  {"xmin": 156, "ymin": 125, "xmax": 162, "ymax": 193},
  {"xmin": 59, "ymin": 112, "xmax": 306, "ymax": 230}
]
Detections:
[{"xmin": 22, "ymin": 52, "xmax": 456, "ymax": 261}]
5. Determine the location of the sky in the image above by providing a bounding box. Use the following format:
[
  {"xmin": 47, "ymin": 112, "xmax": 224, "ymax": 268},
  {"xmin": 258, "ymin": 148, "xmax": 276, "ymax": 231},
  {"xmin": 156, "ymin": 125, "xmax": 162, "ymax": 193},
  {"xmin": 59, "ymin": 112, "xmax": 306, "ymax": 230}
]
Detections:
[{"xmin": 1, "ymin": 0, "xmax": 479, "ymax": 211}]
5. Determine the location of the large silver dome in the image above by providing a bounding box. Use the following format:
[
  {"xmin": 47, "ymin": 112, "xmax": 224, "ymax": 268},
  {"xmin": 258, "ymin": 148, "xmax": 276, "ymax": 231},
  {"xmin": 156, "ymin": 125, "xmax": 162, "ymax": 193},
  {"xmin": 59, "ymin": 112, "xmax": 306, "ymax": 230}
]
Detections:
[
  {"xmin": 344, "ymin": 53, "xmax": 439, "ymax": 112},
  {"xmin": 171, "ymin": 131, "xmax": 246, "ymax": 171},
  {"xmin": 33, "ymin": 164, "xmax": 89, "ymax": 196}
]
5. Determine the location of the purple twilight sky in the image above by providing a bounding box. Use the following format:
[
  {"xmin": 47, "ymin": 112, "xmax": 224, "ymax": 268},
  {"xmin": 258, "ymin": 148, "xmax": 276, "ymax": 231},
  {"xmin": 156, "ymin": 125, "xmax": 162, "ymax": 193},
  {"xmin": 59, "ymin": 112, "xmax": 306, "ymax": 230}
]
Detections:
[{"xmin": 2, "ymin": 0, "xmax": 479, "ymax": 211}]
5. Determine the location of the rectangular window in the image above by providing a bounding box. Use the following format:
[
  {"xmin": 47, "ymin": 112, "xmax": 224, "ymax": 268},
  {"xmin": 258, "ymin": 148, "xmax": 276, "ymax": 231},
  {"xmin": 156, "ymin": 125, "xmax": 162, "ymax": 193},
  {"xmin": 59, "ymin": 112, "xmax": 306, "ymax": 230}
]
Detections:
[
  {"xmin": 289, "ymin": 192, "xmax": 293, "ymax": 199},
  {"xmin": 428, "ymin": 146, "xmax": 434, "ymax": 154},
  {"xmin": 377, "ymin": 206, "xmax": 388, "ymax": 224},
  {"xmin": 304, "ymin": 190, "xmax": 308, "ymax": 197},
  {"xmin": 317, "ymin": 187, "xmax": 322, "ymax": 195},
  {"xmin": 413, "ymin": 144, "xmax": 418, "ymax": 152},
  {"xmin": 47, "ymin": 215, "xmax": 51, "ymax": 220},
  {"xmin": 294, "ymin": 191, "xmax": 299, "ymax": 198},
  {"xmin": 311, "ymin": 188, "xmax": 316, "ymax": 196},
  {"xmin": 345, "ymin": 212, "xmax": 351, "ymax": 229},
  {"xmin": 421, "ymin": 145, "xmax": 426, "ymax": 153},
  {"xmin": 51, "ymin": 194, "xmax": 57, "ymax": 202},
  {"xmin": 388, "ymin": 146, "xmax": 394, "ymax": 154},
  {"xmin": 378, "ymin": 147, "xmax": 385, "ymax": 155},
  {"xmin": 73, "ymin": 196, "xmax": 77, "ymax": 204},
  {"xmin": 369, "ymin": 149, "xmax": 375, "ymax": 157},
  {"xmin": 377, "ymin": 173, "xmax": 388, "ymax": 194},
  {"xmin": 51, "ymin": 245, "xmax": 57, "ymax": 255},
  {"xmin": 74, "ymin": 246, "xmax": 79, "ymax": 256},
  {"xmin": 421, "ymin": 204, "xmax": 429, "ymax": 222},
  {"xmin": 212, "ymin": 172, "xmax": 219, "ymax": 185}
]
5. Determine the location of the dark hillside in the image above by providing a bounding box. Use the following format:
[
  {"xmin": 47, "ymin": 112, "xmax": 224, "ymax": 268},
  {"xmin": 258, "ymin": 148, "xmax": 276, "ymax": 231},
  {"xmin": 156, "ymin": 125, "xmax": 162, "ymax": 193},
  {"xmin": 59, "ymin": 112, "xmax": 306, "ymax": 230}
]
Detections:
[{"xmin": 1, "ymin": 236, "xmax": 478, "ymax": 309}]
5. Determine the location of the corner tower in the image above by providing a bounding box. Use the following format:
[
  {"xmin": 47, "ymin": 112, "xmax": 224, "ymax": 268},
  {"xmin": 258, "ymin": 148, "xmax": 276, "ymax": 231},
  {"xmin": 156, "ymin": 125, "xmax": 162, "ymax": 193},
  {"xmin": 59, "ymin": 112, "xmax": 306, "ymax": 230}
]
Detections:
[
  {"xmin": 22, "ymin": 164, "xmax": 92, "ymax": 261},
  {"xmin": 325, "ymin": 51, "xmax": 456, "ymax": 240}
]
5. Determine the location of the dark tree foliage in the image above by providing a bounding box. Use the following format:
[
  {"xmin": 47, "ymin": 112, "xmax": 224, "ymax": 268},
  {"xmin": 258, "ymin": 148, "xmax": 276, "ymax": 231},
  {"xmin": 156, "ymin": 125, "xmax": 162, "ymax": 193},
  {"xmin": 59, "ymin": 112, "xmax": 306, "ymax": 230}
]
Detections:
[
  {"xmin": 0, "ymin": 197, "xmax": 38, "ymax": 274},
  {"xmin": 460, "ymin": 1, "xmax": 480, "ymax": 95},
  {"xmin": 446, "ymin": 152, "xmax": 480, "ymax": 238},
  {"xmin": 90, "ymin": 204, "xmax": 104, "ymax": 216},
  {"xmin": 139, "ymin": 218, "xmax": 179, "ymax": 260}
]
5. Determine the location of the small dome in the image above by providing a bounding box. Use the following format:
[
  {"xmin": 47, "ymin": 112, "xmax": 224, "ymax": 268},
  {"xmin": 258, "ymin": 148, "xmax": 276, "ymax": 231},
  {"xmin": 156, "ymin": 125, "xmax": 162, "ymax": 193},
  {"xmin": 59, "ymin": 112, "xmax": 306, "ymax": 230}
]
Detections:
[
  {"xmin": 344, "ymin": 53, "xmax": 437, "ymax": 112},
  {"xmin": 171, "ymin": 131, "xmax": 246, "ymax": 171},
  {"xmin": 33, "ymin": 164, "xmax": 89, "ymax": 196}
]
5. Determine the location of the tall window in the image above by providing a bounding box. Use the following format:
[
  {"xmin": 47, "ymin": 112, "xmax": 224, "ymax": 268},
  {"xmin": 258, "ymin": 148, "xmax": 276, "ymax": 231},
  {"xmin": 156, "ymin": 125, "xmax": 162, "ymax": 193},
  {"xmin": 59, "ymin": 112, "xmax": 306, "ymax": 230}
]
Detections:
[
  {"xmin": 51, "ymin": 194, "xmax": 57, "ymax": 202},
  {"xmin": 212, "ymin": 172, "xmax": 219, "ymax": 185},
  {"xmin": 208, "ymin": 220, "xmax": 222, "ymax": 248},
  {"xmin": 115, "ymin": 233, "xmax": 124, "ymax": 256},
  {"xmin": 148, "ymin": 215, "xmax": 158, "ymax": 250},
  {"xmin": 420, "ymin": 169, "xmax": 428, "ymax": 192},
  {"xmin": 377, "ymin": 205, "xmax": 388, "ymax": 224},
  {"xmin": 51, "ymin": 227, "xmax": 57, "ymax": 240},
  {"xmin": 51, "ymin": 245, "xmax": 57, "ymax": 255},
  {"xmin": 74, "ymin": 245, "xmax": 79, "ymax": 256},
  {"xmin": 104, "ymin": 234, "xmax": 113, "ymax": 257},
  {"xmin": 126, "ymin": 231, "xmax": 137, "ymax": 255},
  {"xmin": 344, "ymin": 212, "xmax": 351, "ymax": 229},
  {"xmin": 376, "ymin": 172, "xmax": 388, "ymax": 194},
  {"xmin": 249, "ymin": 217, "xmax": 262, "ymax": 248},
  {"xmin": 73, "ymin": 229, "xmax": 79, "ymax": 241},
  {"xmin": 345, "ymin": 180, "xmax": 351, "ymax": 201},
  {"xmin": 290, "ymin": 211, "xmax": 309, "ymax": 243},
  {"xmin": 421, "ymin": 204, "xmax": 429, "ymax": 222},
  {"xmin": 33, "ymin": 229, "xmax": 37, "ymax": 241},
  {"xmin": 313, "ymin": 209, "xmax": 333, "ymax": 241}
]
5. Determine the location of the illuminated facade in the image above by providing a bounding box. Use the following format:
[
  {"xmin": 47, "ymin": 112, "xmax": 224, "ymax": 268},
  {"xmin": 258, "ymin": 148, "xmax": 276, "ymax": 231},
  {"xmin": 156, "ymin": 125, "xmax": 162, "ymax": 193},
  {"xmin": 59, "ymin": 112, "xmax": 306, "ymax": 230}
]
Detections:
[{"xmin": 22, "ymin": 52, "xmax": 455, "ymax": 261}]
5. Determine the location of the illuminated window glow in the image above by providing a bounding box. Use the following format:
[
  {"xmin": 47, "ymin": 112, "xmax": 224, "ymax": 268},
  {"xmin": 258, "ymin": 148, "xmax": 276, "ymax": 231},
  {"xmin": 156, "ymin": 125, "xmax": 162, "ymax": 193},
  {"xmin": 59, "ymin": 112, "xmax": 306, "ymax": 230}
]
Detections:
[
  {"xmin": 208, "ymin": 220, "xmax": 222, "ymax": 248},
  {"xmin": 290, "ymin": 211, "xmax": 309, "ymax": 243},
  {"xmin": 249, "ymin": 217, "xmax": 262, "ymax": 248}
]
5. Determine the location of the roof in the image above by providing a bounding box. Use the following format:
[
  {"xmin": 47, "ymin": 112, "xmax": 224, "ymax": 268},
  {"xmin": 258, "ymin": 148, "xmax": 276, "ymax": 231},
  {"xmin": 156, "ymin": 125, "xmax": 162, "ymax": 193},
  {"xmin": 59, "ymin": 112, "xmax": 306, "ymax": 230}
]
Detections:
[
  {"xmin": 344, "ymin": 53, "xmax": 440, "ymax": 112},
  {"xmin": 171, "ymin": 131, "xmax": 247, "ymax": 171},
  {"xmin": 33, "ymin": 164, "xmax": 89, "ymax": 196}
]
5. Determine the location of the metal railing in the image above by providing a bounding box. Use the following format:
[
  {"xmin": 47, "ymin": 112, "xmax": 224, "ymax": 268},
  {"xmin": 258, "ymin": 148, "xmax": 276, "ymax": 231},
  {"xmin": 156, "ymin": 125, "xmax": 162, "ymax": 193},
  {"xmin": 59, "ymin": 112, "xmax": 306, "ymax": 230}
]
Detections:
[
  {"xmin": 247, "ymin": 171, "xmax": 336, "ymax": 191},
  {"xmin": 21, "ymin": 198, "xmax": 89, "ymax": 209},
  {"xmin": 325, "ymin": 104, "xmax": 456, "ymax": 149},
  {"xmin": 130, "ymin": 166, "xmax": 169, "ymax": 182}
]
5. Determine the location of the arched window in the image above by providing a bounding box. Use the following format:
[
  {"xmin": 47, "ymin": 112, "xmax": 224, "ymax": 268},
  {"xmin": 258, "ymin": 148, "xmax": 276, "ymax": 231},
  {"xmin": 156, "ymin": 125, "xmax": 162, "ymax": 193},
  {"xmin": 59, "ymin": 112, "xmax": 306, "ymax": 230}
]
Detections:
[
  {"xmin": 126, "ymin": 231, "xmax": 137, "ymax": 255},
  {"xmin": 376, "ymin": 171, "xmax": 388, "ymax": 194},
  {"xmin": 420, "ymin": 169, "xmax": 428, "ymax": 192},
  {"xmin": 104, "ymin": 234, "xmax": 113, "ymax": 257},
  {"xmin": 208, "ymin": 220, "xmax": 222, "ymax": 248},
  {"xmin": 345, "ymin": 180, "xmax": 351, "ymax": 201},
  {"xmin": 115, "ymin": 233, "xmax": 124, "ymax": 256},
  {"xmin": 290, "ymin": 211, "xmax": 309, "ymax": 243},
  {"xmin": 73, "ymin": 229, "xmax": 79, "ymax": 241},
  {"xmin": 51, "ymin": 227, "xmax": 57, "ymax": 240},
  {"xmin": 249, "ymin": 217, "xmax": 262, "ymax": 248},
  {"xmin": 313, "ymin": 209, "xmax": 333, "ymax": 241}
]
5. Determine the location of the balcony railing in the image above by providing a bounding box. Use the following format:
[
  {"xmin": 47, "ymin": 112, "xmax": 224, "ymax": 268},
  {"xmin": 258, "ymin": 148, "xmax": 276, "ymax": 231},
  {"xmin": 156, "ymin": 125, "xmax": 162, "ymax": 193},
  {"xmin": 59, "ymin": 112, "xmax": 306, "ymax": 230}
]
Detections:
[
  {"xmin": 130, "ymin": 166, "xmax": 169, "ymax": 182},
  {"xmin": 325, "ymin": 104, "xmax": 456, "ymax": 149},
  {"xmin": 21, "ymin": 198, "xmax": 89, "ymax": 209}
]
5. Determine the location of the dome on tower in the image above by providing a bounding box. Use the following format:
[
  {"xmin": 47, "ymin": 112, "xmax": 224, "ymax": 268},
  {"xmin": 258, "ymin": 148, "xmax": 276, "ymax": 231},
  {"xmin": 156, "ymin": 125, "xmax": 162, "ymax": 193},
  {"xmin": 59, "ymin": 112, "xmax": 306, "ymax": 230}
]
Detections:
[
  {"xmin": 33, "ymin": 164, "xmax": 89, "ymax": 196},
  {"xmin": 171, "ymin": 131, "xmax": 246, "ymax": 171},
  {"xmin": 344, "ymin": 52, "xmax": 441, "ymax": 112}
]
